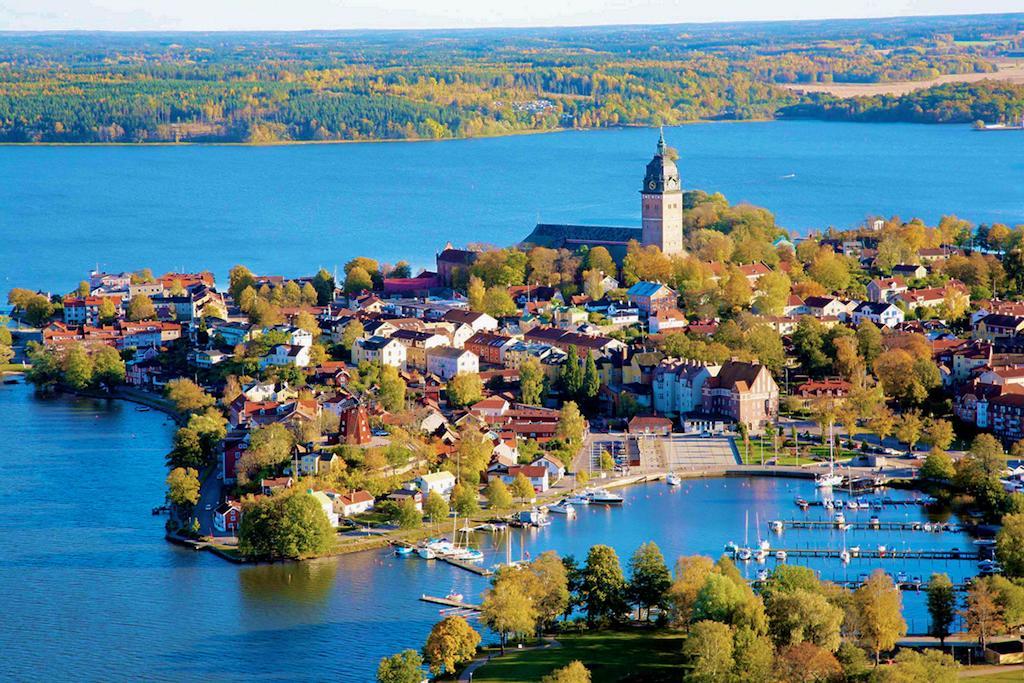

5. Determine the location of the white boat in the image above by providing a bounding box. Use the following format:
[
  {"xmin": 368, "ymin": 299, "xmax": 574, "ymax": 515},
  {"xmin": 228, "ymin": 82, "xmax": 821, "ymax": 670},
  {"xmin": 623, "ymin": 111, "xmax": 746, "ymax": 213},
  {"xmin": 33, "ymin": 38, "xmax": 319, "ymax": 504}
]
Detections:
[
  {"xmin": 834, "ymin": 512, "xmax": 846, "ymax": 525},
  {"xmin": 770, "ymin": 520, "xmax": 784, "ymax": 534},
  {"xmin": 896, "ymin": 571, "xmax": 908, "ymax": 584},
  {"xmin": 725, "ymin": 541, "xmax": 739, "ymax": 555},
  {"xmin": 756, "ymin": 569, "xmax": 769, "ymax": 581},
  {"xmin": 760, "ymin": 539, "xmax": 771, "ymax": 552},
  {"xmin": 446, "ymin": 591, "xmax": 464, "ymax": 603},
  {"xmin": 417, "ymin": 547, "xmax": 437, "ymax": 560},
  {"xmin": 849, "ymin": 545, "xmax": 861, "ymax": 557},
  {"xmin": 775, "ymin": 550, "xmax": 787, "ymax": 561},
  {"xmin": 839, "ymin": 550, "xmax": 851, "ymax": 563},
  {"xmin": 666, "ymin": 473, "xmax": 681, "ymax": 487},
  {"xmin": 566, "ymin": 494, "xmax": 590, "ymax": 506},
  {"xmin": 548, "ymin": 501, "xmax": 577, "ymax": 517},
  {"xmin": 816, "ymin": 423, "xmax": 843, "ymax": 488},
  {"xmin": 588, "ymin": 489, "xmax": 624, "ymax": 505},
  {"xmin": 755, "ymin": 548, "xmax": 768, "ymax": 563},
  {"xmin": 737, "ymin": 548, "xmax": 752, "ymax": 562},
  {"xmin": 877, "ymin": 545, "xmax": 887, "ymax": 556}
]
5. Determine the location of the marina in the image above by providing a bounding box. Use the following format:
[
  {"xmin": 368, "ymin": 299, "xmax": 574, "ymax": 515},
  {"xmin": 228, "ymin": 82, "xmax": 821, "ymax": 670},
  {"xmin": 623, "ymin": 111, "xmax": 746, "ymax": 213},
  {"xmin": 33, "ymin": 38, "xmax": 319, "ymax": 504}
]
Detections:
[{"xmin": 769, "ymin": 519, "xmax": 964, "ymax": 532}]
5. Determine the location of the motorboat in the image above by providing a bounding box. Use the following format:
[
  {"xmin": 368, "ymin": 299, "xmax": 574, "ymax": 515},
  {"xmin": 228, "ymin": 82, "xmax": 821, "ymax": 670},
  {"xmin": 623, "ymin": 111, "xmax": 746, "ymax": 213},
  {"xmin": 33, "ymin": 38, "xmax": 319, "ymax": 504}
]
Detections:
[
  {"xmin": 922, "ymin": 523, "xmax": 934, "ymax": 533},
  {"xmin": 417, "ymin": 547, "xmax": 437, "ymax": 560},
  {"xmin": 548, "ymin": 501, "xmax": 577, "ymax": 517},
  {"xmin": 759, "ymin": 539, "xmax": 771, "ymax": 552},
  {"xmin": 446, "ymin": 591, "xmax": 464, "ymax": 603},
  {"xmin": 775, "ymin": 550, "xmax": 787, "ymax": 561},
  {"xmin": 839, "ymin": 550, "xmax": 851, "ymax": 563},
  {"xmin": 795, "ymin": 497, "xmax": 810, "ymax": 510},
  {"xmin": 755, "ymin": 548, "xmax": 768, "ymax": 563},
  {"xmin": 770, "ymin": 520, "xmax": 784, "ymax": 534},
  {"xmin": 834, "ymin": 512, "xmax": 846, "ymax": 526},
  {"xmin": 912, "ymin": 577, "xmax": 923, "ymax": 589},
  {"xmin": 566, "ymin": 494, "xmax": 590, "ymax": 506},
  {"xmin": 456, "ymin": 548, "xmax": 485, "ymax": 563},
  {"xmin": 666, "ymin": 473, "xmax": 681, "ymax": 487},
  {"xmin": 724, "ymin": 541, "xmax": 739, "ymax": 555},
  {"xmin": 877, "ymin": 545, "xmax": 887, "ymax": 557},
  {"xmin": 756, "ymin": 568, "xmax": 769, "ymax": 581},
  {"xmin": 869, "ymin": 516, "xmax": 881, "ymax": 528},
  {"xmin": 737, "ymin": 548, "xmax": 753, "ymax": 562},
  {"xmin": 849, "ymin": 546, "xmax": 861, "ymax": 557},
  {"xmin": 395, "ymin": 546, "xmax": 415, "ymax": 557},
  {"xmin": 896, "ymin": 571, "xmax": 908, "ymax": 584},
  {"xmin": 588, "ymin": 489, "xmax": 624, "ymax": 505}
]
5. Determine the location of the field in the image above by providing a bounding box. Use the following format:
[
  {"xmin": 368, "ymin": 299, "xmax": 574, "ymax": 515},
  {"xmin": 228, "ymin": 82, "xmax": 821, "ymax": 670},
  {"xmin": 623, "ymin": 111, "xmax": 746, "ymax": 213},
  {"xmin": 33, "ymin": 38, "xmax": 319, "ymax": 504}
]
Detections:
[
  {"xmin": 781, "ymin": 59, "xmax": 1024, "ymax": 97},
  {"xmin": 471, "ymin": 629, "xmax": 687, "ymax": 683}
]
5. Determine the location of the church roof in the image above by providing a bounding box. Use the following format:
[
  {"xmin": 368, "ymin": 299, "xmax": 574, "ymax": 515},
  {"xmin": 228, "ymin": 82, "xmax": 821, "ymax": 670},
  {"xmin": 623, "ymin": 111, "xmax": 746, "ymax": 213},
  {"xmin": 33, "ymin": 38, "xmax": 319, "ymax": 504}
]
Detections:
[{"xmin": 521, "ymin": 224, "xmax": 641, "ymax": 256}]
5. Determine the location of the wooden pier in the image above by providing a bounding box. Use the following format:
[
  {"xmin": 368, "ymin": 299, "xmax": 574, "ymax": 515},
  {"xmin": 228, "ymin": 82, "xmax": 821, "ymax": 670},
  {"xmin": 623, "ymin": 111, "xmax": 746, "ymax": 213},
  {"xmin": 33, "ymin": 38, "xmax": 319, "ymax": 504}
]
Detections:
[
  {"xmin": 798, "ymin": 498, "xmax": 931, "ymax": 508},
  {"xmin": 770, "ymin": 519, "xmax": 961, "ymax": 532},
  {"xmin": 758, "ymin": 548, "xmax": 980, "ymax": 561},
  {"xmin": 441, "ymin": 557, "xmax": 493, "ymax": 576},
  {"xmin": 752, "ymin": 578, "xmax": 973, "ymax": 592},
  {"xmin": 420, "ymin": 594, "xmax": 482, "ymax": 611}
]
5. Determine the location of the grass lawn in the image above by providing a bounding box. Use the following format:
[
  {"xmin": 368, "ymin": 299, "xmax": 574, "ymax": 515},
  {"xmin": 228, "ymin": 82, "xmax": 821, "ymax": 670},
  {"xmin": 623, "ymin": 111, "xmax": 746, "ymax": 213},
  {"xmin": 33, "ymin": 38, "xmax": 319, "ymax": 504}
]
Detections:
[
  {"xmin": 737, "ymin": 438, "xmax": 855, "ymax": 466},
  {"xmin": 958, "ymin": 671, "xmax": 1024, "ymax": 681},
  {"xmin": 471, "ymin": 629, "xmax": 686, "ymax": 683}
]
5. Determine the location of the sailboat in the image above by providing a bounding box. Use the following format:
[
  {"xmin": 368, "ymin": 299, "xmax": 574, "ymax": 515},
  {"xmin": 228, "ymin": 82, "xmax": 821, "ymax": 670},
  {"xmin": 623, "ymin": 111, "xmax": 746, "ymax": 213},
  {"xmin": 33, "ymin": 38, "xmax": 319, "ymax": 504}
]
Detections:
[
  {"xmin": 815, "ymin": 423, "xmax": 844, "ymax": 488},
  {"xmin": 738, "ymin": 511, "xmax": 753, "ymax": 561}
]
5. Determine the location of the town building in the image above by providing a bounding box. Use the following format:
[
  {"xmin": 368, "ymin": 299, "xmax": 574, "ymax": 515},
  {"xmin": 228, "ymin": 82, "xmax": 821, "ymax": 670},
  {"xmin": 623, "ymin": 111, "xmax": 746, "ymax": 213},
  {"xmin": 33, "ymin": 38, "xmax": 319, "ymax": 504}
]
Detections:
[{"xmin": 699, "ymin": 360, "xmax": 779, "ymax": 431}]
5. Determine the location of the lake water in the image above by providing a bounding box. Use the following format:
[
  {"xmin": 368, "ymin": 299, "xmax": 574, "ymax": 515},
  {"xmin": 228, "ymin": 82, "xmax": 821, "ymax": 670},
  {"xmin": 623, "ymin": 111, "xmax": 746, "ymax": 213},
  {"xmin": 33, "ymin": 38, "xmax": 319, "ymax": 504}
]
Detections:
[
  {"xmin": 0, "ymin": 384, "xmax": 977, "ymax": 681},
  {"xmin": 2, "ymin": 121, "xmax": 1023, "ymax": 294}
]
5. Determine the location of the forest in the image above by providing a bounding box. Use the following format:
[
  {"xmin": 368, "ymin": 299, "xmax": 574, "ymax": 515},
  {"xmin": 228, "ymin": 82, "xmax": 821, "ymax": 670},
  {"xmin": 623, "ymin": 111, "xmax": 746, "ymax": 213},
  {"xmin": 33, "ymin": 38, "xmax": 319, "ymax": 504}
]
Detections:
[{"xmin": 0, "ymin": 13, "xmax": 1022, "ymax": 143}]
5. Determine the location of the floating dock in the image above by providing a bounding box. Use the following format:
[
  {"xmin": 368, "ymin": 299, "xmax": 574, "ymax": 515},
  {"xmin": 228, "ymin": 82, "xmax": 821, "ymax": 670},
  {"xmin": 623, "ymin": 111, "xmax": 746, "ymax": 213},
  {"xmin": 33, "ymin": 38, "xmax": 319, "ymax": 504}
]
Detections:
[
  {"xmin": 420, "ymin": 594, "xmax": 482, "ymax": 611},
  {"xmin": 441, "ymin": 557, "xmax": 493, "ymax": 576},
  {"xmin": 770, "ymin": 519, "xmax": 961, "ymax": 532},
  {"xmin": 761, "ymin": 548, "xmax": 980, "ymax": 561},
  {"xmin": 798, "ymin": 498, "xmax": 931, "ymax": 508}
]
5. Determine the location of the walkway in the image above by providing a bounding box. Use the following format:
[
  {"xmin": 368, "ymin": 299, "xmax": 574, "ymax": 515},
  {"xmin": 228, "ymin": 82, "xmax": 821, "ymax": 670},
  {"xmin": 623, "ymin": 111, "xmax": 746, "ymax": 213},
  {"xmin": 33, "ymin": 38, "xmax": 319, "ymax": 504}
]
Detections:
[{"xmin": 458, "ymin": 638, "xmax": 560, "ymax": 682}]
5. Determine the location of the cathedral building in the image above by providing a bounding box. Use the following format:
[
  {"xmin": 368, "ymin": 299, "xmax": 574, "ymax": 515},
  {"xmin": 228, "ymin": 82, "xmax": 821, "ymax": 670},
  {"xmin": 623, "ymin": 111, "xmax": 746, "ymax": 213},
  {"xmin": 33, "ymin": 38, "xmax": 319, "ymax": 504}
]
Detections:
[{"xmin": 521, "ymin": 130, "xmax": 685, "ymax": 260}]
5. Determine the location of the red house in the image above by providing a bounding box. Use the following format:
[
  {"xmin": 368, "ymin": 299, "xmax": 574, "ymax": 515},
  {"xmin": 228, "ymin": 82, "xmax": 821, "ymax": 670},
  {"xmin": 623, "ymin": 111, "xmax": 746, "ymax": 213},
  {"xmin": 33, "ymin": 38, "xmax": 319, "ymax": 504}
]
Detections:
[{"xmin": 214, "ymin": 500, "xmax": 242, "ymax": 533}]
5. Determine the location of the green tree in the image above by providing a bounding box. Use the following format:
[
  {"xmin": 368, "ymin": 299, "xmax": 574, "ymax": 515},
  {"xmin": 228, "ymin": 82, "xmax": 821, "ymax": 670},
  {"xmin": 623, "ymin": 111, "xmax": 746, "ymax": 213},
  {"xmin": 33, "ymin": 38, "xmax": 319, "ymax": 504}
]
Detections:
[
  {"xmin": 126, "ymin": 294, "xmax": 156, "ymax": 321},
  {"xmin": 450, "ymin": 482, "xmax": 479, "ymax": 517},
  {"xmin": 852, "ymin": 570, "xmax": 907, "ymax": 664},
  {"xmin": 519, "ymin": 356, "xmax": 545, "ymax": 405},
  {"xmin": 485, "ymin": 478, "xmax": 513, "ymax": 511},
  {"xmin": 581, "ymin": 354, "xmax": 600, "ymax": 400},
  {"xmin": 765, "ymin": 588, "xmax": 843, "ymax": 652},
  {"xmin": 529, "ymin": 551, "xmax": 570, "ymax": 631},
  {"xmin": 732, "ymin": 626, "xmax": 775, "ymax": 683},
  {"xmin": 599, "ymin": 450, "xmax": 615, "ymax": 472},
  {"xmin": 62, "ymin": 343, "xmax": 93, "ymax": 390},
  {"xmin": 166, "ymin": 467, "xmax": 200, "ymax": 508},
  {"xmin": 378, "ymin": 365, "xmax": 407, "ymax": 412},
  {"xmin": 467, "ymin": 275, "xmax": 486, "ymax": 312},
  {"xmin": 92, "ymin": 345, "xmax": 126, "ymax": 387},
  {"xmin": 926, "ymin": 573, "xmax": 957, "ymax": 646},
  {"xmin": 628, "ymin": 541, "xmax": 671, "ymax": 621},
  {"xmin": 684, "ymin": 620, "xmax": 735, "ymax": 683},
  {"xmin": 446, "ymin": 372, "xmax": 483, "ymax": 408},
  {"xmin": 483, "ymin": 286, "xmax": 517, "ymax": 317},
  {"xmin": 165, "ymin": 378, "xmax": 215, "ymax": 413},
  {"xmin": 894, "ymin": 411, "xmax": 923, "ymax": 451},
  {"xmin": 511, "ymin": 472, "xmax": 535, "ymax": 502},
  {"xmin": 167, "ymin": 426, "xmax": 204, "ymax": 469},
  {"xmin": 344, "ymin": 266, "xmax": 373, "ymax": 293},
  {"xmin": 397, "ymin": 496, "xmax": 422, "ymax": 529},
  {"xmin": 857, "ymin": 321, "xmax": 883, "ymax": 363},
  {"xmin": 311, "ymin": 268, "xmax": 335, "ymax": 306},
  {"xmin": 237, "ymin": 491, "xmax": 335, "ymax": 559},
  {"xmin": 423, "ymin": 615, "xmax": 480, "ymax": 675},
  {"xmin": 376, "ymin": 650, "xmax": 423, "ymax": 683},
  {"xmin": 97, "ymin": 297, "xmax": 118, "ymax": 324},
  {"xmin": 229, "ymin": 265, "xmax": 256, "ymax": 301},
  {"xmin": 423, "ymin": 490, "xmax": 449, "ymax": 523},
  {"xmin": 480, "ymin": 574, "xmax": 537, "ymax": 653},
  {"xmin": 996, "ymin": 513, "xmax": 1024, "ymax": 577},
  {"xmin": 581, "ymin": 544, "xmax": 628, "ymax": 625},
  {"xmin": 339, "ymin": 319, "xmax": 364, "ymax": 351},
  {"xmin": 874, "ymin": 649, "xmax": 958, "ymax": 683},
  {"xmin": 921, "ymin": 418, "xmax": 954, "ymax": 451},
  {"xmin": 556, "ymin": 401, "xmax": 586, "ymax": 445},
  {"xmin": 586, "ymin": 246, "xmax": 616, "ymax": 277},
  {"xmin": 560, "ymin": 345, "xmax": 583, "ymax": 397},
  {"xmin": 921, "ymin": 448, "xmax": 955, "ymax": 481}
]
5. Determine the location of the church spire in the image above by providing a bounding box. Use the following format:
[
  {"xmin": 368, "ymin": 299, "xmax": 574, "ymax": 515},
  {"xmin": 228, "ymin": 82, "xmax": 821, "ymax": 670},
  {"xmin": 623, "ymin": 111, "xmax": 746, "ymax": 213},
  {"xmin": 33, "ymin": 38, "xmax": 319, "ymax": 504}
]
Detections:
[{"xmin": 656, "ymin": 126, "xmax": 666, "ymax": 156}]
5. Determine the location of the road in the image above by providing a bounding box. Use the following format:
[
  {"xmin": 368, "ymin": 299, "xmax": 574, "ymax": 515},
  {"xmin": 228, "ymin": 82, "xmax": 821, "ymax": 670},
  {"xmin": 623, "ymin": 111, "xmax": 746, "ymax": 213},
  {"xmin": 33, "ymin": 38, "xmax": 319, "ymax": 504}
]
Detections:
[{"xmin": 195, "ymin": 465, "xmax": 225, "ymax": 538}]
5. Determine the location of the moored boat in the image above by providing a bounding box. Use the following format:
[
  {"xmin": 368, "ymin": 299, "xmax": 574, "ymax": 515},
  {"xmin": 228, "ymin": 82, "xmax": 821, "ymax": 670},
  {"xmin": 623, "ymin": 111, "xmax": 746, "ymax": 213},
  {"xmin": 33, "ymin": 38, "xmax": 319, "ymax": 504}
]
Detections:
[
  {"xmin": 666, "ymin": 473, "xmax": 681, "ymax": 487},
  {"xmin": 587, "ymin": 489, "xmax": 624, "ymax": 505},
  {"xmin": 548, "ymin": 501, "xmax": 577, "ymax": 517}
]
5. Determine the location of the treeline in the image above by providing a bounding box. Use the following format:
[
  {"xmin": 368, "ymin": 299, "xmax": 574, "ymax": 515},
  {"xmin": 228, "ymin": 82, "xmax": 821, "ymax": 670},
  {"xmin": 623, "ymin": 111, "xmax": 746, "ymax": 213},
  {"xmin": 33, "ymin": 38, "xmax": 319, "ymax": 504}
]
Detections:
[
  {"xmin": 0, "ymin": 15, "xmax": 1019, "ymax": 142},
  {"xmin": 779, "ymin": 81, "xmax": 1024, "ymax": 124}
]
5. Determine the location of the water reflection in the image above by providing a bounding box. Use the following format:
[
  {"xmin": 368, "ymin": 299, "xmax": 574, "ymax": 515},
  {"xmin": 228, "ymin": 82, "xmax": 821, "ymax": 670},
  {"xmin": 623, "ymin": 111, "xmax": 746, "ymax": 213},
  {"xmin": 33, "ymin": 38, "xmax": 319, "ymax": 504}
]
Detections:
[{"xmin": 239, "ymin": 558, "xmax": 339, "ymax": 604}]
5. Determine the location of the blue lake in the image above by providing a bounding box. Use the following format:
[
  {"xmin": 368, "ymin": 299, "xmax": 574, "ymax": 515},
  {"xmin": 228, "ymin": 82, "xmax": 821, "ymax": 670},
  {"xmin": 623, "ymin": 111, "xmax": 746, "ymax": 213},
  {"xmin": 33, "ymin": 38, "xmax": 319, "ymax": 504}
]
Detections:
[
  {"xmin": 2, "ymin": 121, "xmax": 1024, "ymax": 294},
  {"xmin": 0, "ymin": 385, "xmax": 977, "ymax": 681}
]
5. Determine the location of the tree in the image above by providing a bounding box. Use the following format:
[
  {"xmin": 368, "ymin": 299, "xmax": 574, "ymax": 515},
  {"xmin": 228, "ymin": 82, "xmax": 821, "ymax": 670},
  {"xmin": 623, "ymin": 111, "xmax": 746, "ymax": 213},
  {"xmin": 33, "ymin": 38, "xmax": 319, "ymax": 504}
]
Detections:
[
  {"xmin": 92, "ymin": 345, "xmax": 126, "ymax": 387},
  {"xmin": 511, "ymin": 472, "xmax": 535, "ymax": 502},
  {"xmin": 467, "ymin": 275, "xmax": 486, "ymax": 312},
  {"xmin": 529, "ymin": 551, "xmax": 570, "ymax": 631},
  {"xmin": 765, "ymin": 588, "xmax": 844, "ymax": 652},
  {"xmin": 852, "ymin": 570, "xmax": 907, "ymax": 664},
  {"xmin": 451, "ymin": 482, "xmax": 479, "ymax": 517},
  {"xmin": 97, "ymin": 297, "xmax": 118, "ymax": 324},
  {"xmin": 857, "ymin": 321, "xmax": 883, "ymax": 363},
  {"xmin": 311, "ymin": 269, "xmax": 335, "ymax": 306},
  {"xmin": 168, "ymin": 427, "xmax": 205, "ymax": 469},
  {"xmin": 732, "ymin": 626, "xmax": 775, "ymax": 683},
  {"xmin": 397, "ymin": 496, "xmax": 422, "ymax": 529},
  {"xmin": 237, "ymin": 491, "xmax": 335, "ymax": 559},
  {"xmin": 166, "ymin": 467, "xmax": 200, "ymax": 508},
  {"xmin": 344, "ymin": 266, "xmax": 373, "ymax": 293},
  {"xmin": 926, "ymin": 573, "xmax": 957, "ymax": 647},
  {"xmin": 793, "ymin": 317, "xmax": 830, "ymax": 376},
  {"xmin": 894, "ymin": 411, "xmax": 923, "ymax": 451},
  {"xmin": 377, "ymin": 366, "xmax": 407, "ymax": 412},
  {"xmin": 581, "ymin": 354, "xmax": 600, "ymax": 400},
  {"xmin": 581, "ymin": 544, "xmax": 628, "ymax": 625},
  {"xmin": 774, "ymin": 642, "xmax": 841, "ymax": 683},
  {"xmin": 423, "ymin": 616, "xmax": 480, "ymax": 675},
  {"xmin": 692, "ymin": 572, "xmax": 749, "ymax": 625},
  {"xmin": 921, "ymin": 448, "xmax": 955, "ymax": 481},
  {"xmin": 446, "ymin": 372, "xmax": 483, "ymax": 408},
  {"xmin": 485, "ymin": 478, "xmax": 512, "ymax": 510},
  {"xmin": 62, "ymin": 343, "xmax": 93, "ymax": 390},
  {"xmin": 165, "ymin": 378, "xmax": 215, "ymax": 413},
  {"xmin": 874, "ymin": 649, "xmax": 958, "ymax": 683},
  {"xmin": 996, "ymin": 513, "xmax": 1024, "ymax": 577},
  {"xmin": 956, "ymin": 434, "xmax": 1008, "ymax": 509},
  {"xmin": 483, "ymin": 287, "xmax": 517, "ymax": 317},
  {"xmin": 684, "ymin": 620, "xmax": 735, "ymax": 683},
  {"xmin": 556, "ymin": 401, "xmax": 586, "ymax": 445},
  {"xmin": 586, "ymin": 246, "xmax": 616, "ymax": 276},
  {"xmin": 126, "ymin": 294, "xmax": 156, "ymax": 321},
  {"xmin": 541, "ymin": 661, "xmax": 590, "ymax": 683},
  {"xmin": 599, "ymin": 450, "xmax": 615, "ymax": 472},
  {"xmin": 560, "ymin": 345, "xmax": 583, "ymax": 397},
  {"xmin": 229, "ymin": 265, "xmax": 256, "ymax": 300},
  {"xmin": 339, "ymin": 320, "xmax": 364, "ymax": 350},
  {"xmin": 628, "ymin": 541, "xmax": 671, "ymax": 621},
  {"xmin": 921, "ymin": 418, "xmax": 954, "ymax": 451},
  {"xmin": 519, "ymin": 356, "xmax": 545, "ymax": 405},
  {"xmin": 480, "ymin": 575, "xmax": 537, "ymax": 653},
  {"xmin": 963, "ymin": 579, "xmax": 1005, "ymax": 651},
  {"xmin": 667, "ymin": 555, "xmax": 715, "ymax": 626},
  {"xmin": 376, "ymin": 650, "xmax": 423, "ymax": 683},
  {"xmin": 424, "ymin": 490, "xmax": 449, "ymax": 523}
]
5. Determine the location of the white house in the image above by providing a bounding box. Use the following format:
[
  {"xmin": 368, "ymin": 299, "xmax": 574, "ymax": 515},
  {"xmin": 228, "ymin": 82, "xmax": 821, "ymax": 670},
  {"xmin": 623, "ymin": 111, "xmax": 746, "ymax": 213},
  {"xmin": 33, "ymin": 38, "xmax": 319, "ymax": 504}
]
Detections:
[
  {"xmin": 414, "ymin": 471, "xmax": 457, "ymax": 499},
  {"xmin": 426, "ymin": 347, "xmax": 479, "ymax": 379},
  {"xmin": 352, "ymin": 335, "xmax": 407, "ymax": 369},
  {"xmin": 331, "ymin": 490, "xmax": 375, "ymax": 516},
  {"xmin": 309, "ymin": 490, "xmax": 340, "ymax": 527},
  {"xmin": 259, "ymin": 344, "xmax": 311, "ymax": 369},
  {"xmin": 489, "ymin": 465, "xmax": 550, "ymax": 493},
  {"xmin": 652, "ymin": 359, "xmax": 720, "ymax": 415},
  {"xmin": 530, "ymin": 455, "xmax": 565, "ymax": 483},
  {"xmin": 265, "ymin": 325, "xmax": 314, "ymax": 349},
  {"xmin": 852, "ymin": 301, "xmax": 904, "ymax": 328},
  {"xmin": 648, "ymin": 308, "xmax": 688, "ymax": 334}
]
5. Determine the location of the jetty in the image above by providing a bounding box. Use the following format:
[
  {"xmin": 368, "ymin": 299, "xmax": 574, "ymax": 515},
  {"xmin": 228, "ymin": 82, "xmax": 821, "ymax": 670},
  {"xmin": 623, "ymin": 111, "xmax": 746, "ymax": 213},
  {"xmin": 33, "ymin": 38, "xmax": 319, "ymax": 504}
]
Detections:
[
  {"xmin": 441, "ymin": 557, "xmax": 493, "ymax": 576},
  {"xmin": 797, "ymin": 498, "xmax": 930, "ymax": 508},
  {"xmin": 420, "ymin": 594, "xmax": 482, "ymax": 611},
  {"xmin": 770, "ymin": 519, "xmax": 961, "ymax": 532},
  {"xmin": 762, "ymin": 547, "xmax": 980, "ymax": 561}
]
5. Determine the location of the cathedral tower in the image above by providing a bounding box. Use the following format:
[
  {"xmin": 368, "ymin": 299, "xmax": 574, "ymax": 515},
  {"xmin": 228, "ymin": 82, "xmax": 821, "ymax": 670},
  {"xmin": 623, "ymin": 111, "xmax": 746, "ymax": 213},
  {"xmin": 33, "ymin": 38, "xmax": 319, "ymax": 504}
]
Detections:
[{"xmin": 640, "ymin": 129, "xmax": 684, "ymax": 255}]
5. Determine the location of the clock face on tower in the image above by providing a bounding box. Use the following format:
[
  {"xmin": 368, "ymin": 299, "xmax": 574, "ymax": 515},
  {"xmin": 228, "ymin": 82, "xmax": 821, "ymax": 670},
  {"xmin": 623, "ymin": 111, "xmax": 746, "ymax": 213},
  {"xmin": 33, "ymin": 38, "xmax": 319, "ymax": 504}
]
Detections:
[{"xmin": 648, "ymin": 181, "xmax": 656, "ymax": 189}]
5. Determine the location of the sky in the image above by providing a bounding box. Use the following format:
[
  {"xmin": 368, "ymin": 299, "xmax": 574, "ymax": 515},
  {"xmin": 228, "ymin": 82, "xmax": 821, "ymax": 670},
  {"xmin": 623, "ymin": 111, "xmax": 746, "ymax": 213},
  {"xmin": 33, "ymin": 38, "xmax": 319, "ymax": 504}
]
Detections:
[{"xmin": 0, "ymin": 0, "xmax": 1021, "ymax": 32}]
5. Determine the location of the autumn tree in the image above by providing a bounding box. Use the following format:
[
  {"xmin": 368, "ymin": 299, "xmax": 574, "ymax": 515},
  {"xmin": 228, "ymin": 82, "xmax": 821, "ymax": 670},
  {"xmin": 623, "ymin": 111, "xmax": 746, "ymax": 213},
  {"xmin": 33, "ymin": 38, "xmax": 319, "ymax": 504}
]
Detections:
[
  {"xmin": 485, "ymin": 478, "xmax": 513, "ymax": 511},
  {"xmin": 423, "ymin": 490, "xmax": 449, "ymax": 523},
  {"xmin": 166, "ymin": 467, "xmax": 201, "ymax": 509},
  {"xmin": 996, "ymin": 513, "xmax": 1024, "ymax": 577},
  {"xmin": 519, "ymin": 356, "xmax": 545, "ymax": 405},
  {"xmin": 921, "ymin": 418, "xmax": 955, "ymax": 451},
  {"xmin": 667, "ymin": 555, "xmax": 715, "ymax": 626},
  {"xmin": 556, "ymin": 401, "xmax": 586, "ymax": 445},
  {"xmin": 480, "ymin": 571, "xmax": 537, "ymax": 653},
  {"xmin": 446, "ymin": 372, "xmax": 483, "ymax": 408},
  {"xmin": 541, "ymin": 661, "xmax": 590, "ymax": 683},
  {"xmin": 423, "ymin": 616, "xmax": 480, "ymax": 675},
  {"xmin": 376, "ymin": 650, "xmax": 423, "ymax": 683},
  {"xmin": 852, "ymin": 570, "xmax": 907, "ymax": 664},
  {"xmin": 684, "ymin": 620, "xmax": 735, "ymax": 683},
  {"xmin": 126, "ymin": 294, "xmax": 156, "ymax": 321},
  {"xmin": 511, "ymin": 472, "xmax": 535, "ymax": 502},
  {"xmin": 165, "ymin": 378, "xmax": 215, "ymax": 413}
]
